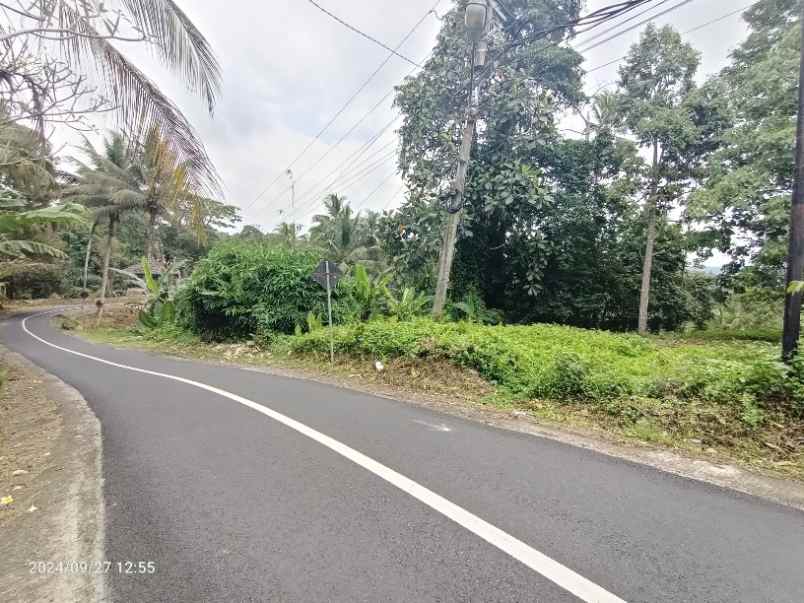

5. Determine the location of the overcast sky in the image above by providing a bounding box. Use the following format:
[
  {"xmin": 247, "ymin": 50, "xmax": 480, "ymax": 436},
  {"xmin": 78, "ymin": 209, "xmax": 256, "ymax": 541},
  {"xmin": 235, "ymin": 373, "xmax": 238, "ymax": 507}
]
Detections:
[{"xmin": 88, "ymin": 0, "xmax": 752, "ymax": 235}]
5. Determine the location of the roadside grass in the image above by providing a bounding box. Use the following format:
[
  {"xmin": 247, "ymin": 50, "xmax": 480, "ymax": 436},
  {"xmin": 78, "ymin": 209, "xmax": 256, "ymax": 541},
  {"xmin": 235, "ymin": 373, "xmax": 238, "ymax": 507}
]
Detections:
[{"xmin": 70, "ymin": 310, "xmax": 804, "ymax": 480}]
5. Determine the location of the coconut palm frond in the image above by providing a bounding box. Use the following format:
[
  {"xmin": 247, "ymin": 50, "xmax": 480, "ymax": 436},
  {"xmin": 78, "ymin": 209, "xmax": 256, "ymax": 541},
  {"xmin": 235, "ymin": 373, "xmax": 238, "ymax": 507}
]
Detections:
[
  {"xmin": 120, "ymin": 0, "xmax": 222, "ymax": 114},
  {"xmin": 56, "ymin": 4, "xmax": 221, "ymax": 195},
  {"xmin": 92, "ymin": 196, "xmax": 145, "ymax": 218},
  {"xmin": 0, "ymin": 260, "xmax": 61, "ymax": 279},
  {"xmin": 109, "ymin": 267, "xmax": 148, "ymax": 289}
]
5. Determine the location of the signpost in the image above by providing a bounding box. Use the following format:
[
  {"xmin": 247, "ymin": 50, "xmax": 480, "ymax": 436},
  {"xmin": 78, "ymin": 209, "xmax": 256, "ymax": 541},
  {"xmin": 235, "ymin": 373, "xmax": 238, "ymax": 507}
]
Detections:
[{"xmin": 312, "ymin": 260, "xmax": 341, "ymax": 363}]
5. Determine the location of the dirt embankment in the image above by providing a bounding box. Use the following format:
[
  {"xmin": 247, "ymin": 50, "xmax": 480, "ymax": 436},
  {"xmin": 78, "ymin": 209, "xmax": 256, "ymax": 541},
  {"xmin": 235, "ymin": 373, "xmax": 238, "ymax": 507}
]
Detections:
[{"xmin": 0, "ymin": 346, "xmax": 105, "ymax": 603}]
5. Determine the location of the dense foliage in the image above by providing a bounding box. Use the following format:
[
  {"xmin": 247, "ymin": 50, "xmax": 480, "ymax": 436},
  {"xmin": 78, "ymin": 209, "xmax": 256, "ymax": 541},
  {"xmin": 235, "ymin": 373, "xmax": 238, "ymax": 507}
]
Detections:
[
  {"xmin": 692, "ymin": 0, "xmax": 799, "ymax": 288},
  {"xmin": 281, "ymin": 318, "xmax": 804, "ymax": 421},
  {"xmin": 385, "ymin": 2, "xmax": 717, "ymax": 332},
  {"xmin": 176, "ymin": 241, "xmax": 329, "ymax": 339}
]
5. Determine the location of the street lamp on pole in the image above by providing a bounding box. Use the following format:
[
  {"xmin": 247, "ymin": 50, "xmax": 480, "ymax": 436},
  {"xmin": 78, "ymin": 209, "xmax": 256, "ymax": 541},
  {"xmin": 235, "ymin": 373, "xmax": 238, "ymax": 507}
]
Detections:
[{"xmin": 465, "ymin": 1, "xmax": 489, "ymax": 41}]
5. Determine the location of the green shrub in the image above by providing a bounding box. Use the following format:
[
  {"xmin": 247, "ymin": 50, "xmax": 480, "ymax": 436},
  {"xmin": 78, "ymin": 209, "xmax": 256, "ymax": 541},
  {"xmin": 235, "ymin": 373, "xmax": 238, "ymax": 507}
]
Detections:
[
  {"xmin": 177, "ymin": 240, "xmax": 330, "ymax": 340},
  {"xmin": 277, "ymin": 317, "xmax": 804, "ymax": 414},
  {"xmin": 385, "ymin": 287, "xmax": 430, "ymax": 321},
  {"xmin": 544, "ymin": 352, "xmax": 591, "ymax": 400}
]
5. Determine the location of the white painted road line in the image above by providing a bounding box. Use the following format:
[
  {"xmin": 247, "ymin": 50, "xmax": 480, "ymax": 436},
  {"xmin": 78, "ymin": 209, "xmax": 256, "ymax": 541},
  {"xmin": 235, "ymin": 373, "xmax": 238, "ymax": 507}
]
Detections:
[
  {"xmin": 22, "ymin": 311, "xmax": 626, "ymax": 603},
  {"xmin": 412, "ymin": 419, "xmax": 452, "ymax": 432}
]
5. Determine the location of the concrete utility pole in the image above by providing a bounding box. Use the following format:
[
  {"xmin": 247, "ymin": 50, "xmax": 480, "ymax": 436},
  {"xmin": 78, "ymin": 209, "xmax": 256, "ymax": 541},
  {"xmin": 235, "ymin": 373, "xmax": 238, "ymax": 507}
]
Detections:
[
  {"xmin": 782, "ymin": 1, "xmax": 804, "ymax": 362},
  {"xmin": 432, "ymin": 1, "xmax": 491, "ymax": 318}
]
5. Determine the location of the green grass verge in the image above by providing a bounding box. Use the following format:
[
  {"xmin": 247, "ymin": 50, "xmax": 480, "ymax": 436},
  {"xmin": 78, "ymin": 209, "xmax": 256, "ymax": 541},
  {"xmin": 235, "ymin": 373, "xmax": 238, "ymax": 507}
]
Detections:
[{"xmin": 277, "ymin": 319, "xmax": 802, "ymax": 410}]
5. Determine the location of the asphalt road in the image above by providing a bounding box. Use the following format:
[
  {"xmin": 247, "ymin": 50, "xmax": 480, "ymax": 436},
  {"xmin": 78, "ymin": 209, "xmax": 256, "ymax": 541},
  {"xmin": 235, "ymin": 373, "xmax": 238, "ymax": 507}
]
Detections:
[{"xmin": 3, "ymin": 311, "xmax": 804, "ymax": 602}]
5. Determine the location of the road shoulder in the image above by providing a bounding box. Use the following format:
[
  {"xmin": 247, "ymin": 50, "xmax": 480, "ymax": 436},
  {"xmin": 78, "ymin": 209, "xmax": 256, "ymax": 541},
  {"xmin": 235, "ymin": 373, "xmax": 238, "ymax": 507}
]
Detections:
[{"xmin": 0, "ymin": 344, "xmax": 105, "ymax": 603}]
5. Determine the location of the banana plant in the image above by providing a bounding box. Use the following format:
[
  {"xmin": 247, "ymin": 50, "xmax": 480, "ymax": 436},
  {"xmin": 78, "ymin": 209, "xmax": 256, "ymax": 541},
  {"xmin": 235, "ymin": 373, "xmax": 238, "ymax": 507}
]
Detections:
[
  {"xmin": 352, "ymin": 263, "xmax": 391, "ymax": 321},
  {"xmin": 384, "ymin": 286, "xmax": 430, "ymax": 321},
  {"xmin": 111, "ymin": 257, "xmax": 185, "ymax": 329}
]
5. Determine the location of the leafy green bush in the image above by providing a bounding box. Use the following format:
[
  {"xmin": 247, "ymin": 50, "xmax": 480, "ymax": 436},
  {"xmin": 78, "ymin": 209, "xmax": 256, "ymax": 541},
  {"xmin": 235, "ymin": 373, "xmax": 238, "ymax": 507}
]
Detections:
[
  {"xmin": 349, "ymin": 264, "xmax": 389, "ymax": 321},
  {"xmin": 135, "ymin": 258, "xmax": 180, "ymax": 330},
  {"xmin": 449, "ymin": 291, "xmax": 503, "ymax": 325},
  {"xmin": 276, "ymin": 318, "xmax": 804, "ymax": 414},
  {"xmin": 385, "ymin": 286, "xmax": 430, "ymax": 321},
  {"xmin": 177, "ymin": 240, "xmax": 329, "ymax": 340}
]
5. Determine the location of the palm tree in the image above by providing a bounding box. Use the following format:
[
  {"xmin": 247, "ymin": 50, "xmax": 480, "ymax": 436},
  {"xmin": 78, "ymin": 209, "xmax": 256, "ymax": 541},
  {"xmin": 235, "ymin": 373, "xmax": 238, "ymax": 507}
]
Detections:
[
  {"xmin": 68, "ymin": 132, "xmax": 142, "ymax": 291},
  {"xmin": 70, "ymin": 128, "xmax": 227, "ymax": 309},
  {"xmin": 272, "ymin": 222, "xmax": 303, "ymax": 247},
  {"xmin": 0, "ymin": 120, "xmax": 85, "ymax": 262},
  {"xmin": 4, "ymin": 1, "xmax": 222, "ymax": 192},
  {"xmin": 71, "ymin": 127, "xmax": 205, "ymax": 260},
  {"xmin": 309, "ymin": 194, "xmax": 384, "ymax": 268}
]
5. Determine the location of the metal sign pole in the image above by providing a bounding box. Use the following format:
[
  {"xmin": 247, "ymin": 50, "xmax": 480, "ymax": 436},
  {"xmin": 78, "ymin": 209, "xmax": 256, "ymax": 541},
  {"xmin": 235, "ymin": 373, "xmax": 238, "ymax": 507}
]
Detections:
[{"xmin": 325, "ymin": 260, "xmax": 334, "ymax": 364}]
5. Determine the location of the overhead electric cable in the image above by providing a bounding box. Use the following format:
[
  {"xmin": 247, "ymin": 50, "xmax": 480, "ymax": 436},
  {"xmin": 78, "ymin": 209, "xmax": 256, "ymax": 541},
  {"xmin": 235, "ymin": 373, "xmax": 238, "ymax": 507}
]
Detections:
[
  {"xmin": 286, "ymin": 130, "xmax": 400, "ymax": 212},
  {"xmin": 244, "ymin": 1, "xmax": 440, "ymax": 212},
  {"xmin": 585, "ymin": 2, "xmax": 757, "ymax": 73},
  {"xmin": 295, "ymin": 0, "xmax": 666, "ymax": 223},
  {"xmin": 287, "ymin": 147, "xmax": 399, "ymax": 221},
  {"xmin": 576, "ymin": 0, "xmax": 697, "ymax": 53},
  {"xmin": 573, "ymin": 0, "xmax": 676, "ymax": 47},
  {"xmin": 352, "ymin": 170, "xmax": 401, "ymax": 213},
  {"xmin": 306, "ymin": 0, "xmax": 422, "ymax": 67}
]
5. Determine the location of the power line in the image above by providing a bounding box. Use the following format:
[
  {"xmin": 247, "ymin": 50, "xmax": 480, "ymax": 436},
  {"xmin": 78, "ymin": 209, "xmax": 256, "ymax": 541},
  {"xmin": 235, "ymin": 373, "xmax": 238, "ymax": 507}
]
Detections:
[
  {"xmin": 294, "ymin": 0, "xmax": 666, "ymax": 224},
  {"xmin": 289, "ymin": 147, "xmax": 400, "ymax": 222},
  {"xmin": 573, "ymin": 0, "xmax": 676, "ymax": 48},
  {"xmin": 306, "ymin": 0, "xmax": 422, "ymax": 68},
  {"xmin": 244, "ymin": 2, "xmax": 439, "ymax": 213},
  {"xmin": 271, "ymin": 112, "xmax": 402, "ymax": 219},
  {"xmin": 576, "ymin": 0, "xmax": 697, "ymax": 53},
  {"xmin": 286, "ymin": 130, "xmax": 400, "ymax": 214},
  {"xmin": 585, "ymin": 2, "xmax": 757, "ymax": 73},
  {"xmin": 262, "ymin": 91, "xmax": 402, "ymax": 216},
  {"xmin": 267, "ymin": 45, "xmax": 434, "ymax": 217},
  {"xmin": 352, "ymin": 169, "xmax": 401, "ymax": 213},
  {"xmin": 476, "ymin": 0, "xmax": 661, "ymax": 83},
  {"xmin": 384, "ymin": 184, "xmax": 406, "ymax": 211}
]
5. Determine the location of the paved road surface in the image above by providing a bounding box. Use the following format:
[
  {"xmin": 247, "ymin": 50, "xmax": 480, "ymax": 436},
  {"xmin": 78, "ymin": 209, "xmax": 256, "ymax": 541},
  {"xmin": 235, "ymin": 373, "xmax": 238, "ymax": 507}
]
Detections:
[{"xmin": 3, "ymin": 311, "xmax": 804, "ymax": 602}]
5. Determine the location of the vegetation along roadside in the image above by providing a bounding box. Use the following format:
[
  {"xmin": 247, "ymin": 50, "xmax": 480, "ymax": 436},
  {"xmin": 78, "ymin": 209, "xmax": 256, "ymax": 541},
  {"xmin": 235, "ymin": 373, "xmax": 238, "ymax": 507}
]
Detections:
[{"xmin": 66, "ymin": 297, "xmax": 804, "ymax": 482}]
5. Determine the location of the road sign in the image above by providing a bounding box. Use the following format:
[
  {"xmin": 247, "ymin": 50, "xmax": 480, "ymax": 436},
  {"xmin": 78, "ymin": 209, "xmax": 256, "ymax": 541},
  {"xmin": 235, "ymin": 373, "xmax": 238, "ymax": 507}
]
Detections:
[
  {"xmin": 311, "ymin": 260, "xmax": 341, "ymax": 364},
  {"xmin": 312, "ymin": 260, "xmax": 341, "ymax": 290}
]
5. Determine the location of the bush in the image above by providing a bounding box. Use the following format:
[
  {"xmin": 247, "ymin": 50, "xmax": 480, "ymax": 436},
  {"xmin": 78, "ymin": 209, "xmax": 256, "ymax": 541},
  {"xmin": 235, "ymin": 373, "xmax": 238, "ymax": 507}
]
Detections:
[
  {"xmin": 276, "ymin": 317, "xmax": 804, "ymax": 414},
  {"xmin": 177, "ymin": 240, "xmax": 330, "ymax": 340}
]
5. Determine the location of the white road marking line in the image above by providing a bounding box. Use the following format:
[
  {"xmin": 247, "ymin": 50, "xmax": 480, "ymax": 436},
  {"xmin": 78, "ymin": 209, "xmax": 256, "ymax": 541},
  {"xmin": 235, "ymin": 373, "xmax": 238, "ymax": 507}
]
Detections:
[
  {"xmin": 412, "ymin": 419, "xmax": 452, "ymax": 432},
  {"xmin": 22, "ymin": 311, "xmax": 626, "ymax": 603}
]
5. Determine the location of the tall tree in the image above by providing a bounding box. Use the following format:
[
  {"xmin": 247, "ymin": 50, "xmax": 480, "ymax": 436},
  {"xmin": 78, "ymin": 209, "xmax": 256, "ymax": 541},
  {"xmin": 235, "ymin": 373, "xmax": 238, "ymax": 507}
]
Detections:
[
  {"xmin": 615, "ymin": 24, "xmax": 700, "ymax": 333},
  {"xmin": 394, "ymin": 0, "xmax": 585, "ymax": 306},
  {"xmin": 691, "ymin": 1, "xmax": 800, "ymax": 290}
]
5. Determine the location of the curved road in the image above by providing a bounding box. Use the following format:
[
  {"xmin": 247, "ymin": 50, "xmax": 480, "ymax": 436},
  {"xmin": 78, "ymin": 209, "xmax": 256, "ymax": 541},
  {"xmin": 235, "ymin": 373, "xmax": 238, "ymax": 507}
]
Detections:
[{"xmin": 2, "ymin": 311, "xmax": 804, "ymax": 602}]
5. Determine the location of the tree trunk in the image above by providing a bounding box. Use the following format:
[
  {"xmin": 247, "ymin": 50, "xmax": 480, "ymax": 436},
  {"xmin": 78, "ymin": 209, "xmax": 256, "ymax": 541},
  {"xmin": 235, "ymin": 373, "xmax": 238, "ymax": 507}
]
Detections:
[
  {"xmin": 96, "ymin": 215, "xmax": 116, "ymax": 322},
  {"xmin": 782, "ymin": 2, "xmax": 804, "ymax": 362},
  {"xmin": 638, "ymin": 142, "xmax": 660, "ymax": 335},
  {"xmin": 144, "ymin": 209, "xmax": 157, "ymax": 261},
  {"xmin": 82, "ymin": 221, "xmax": 97, "ymax": 291}
]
